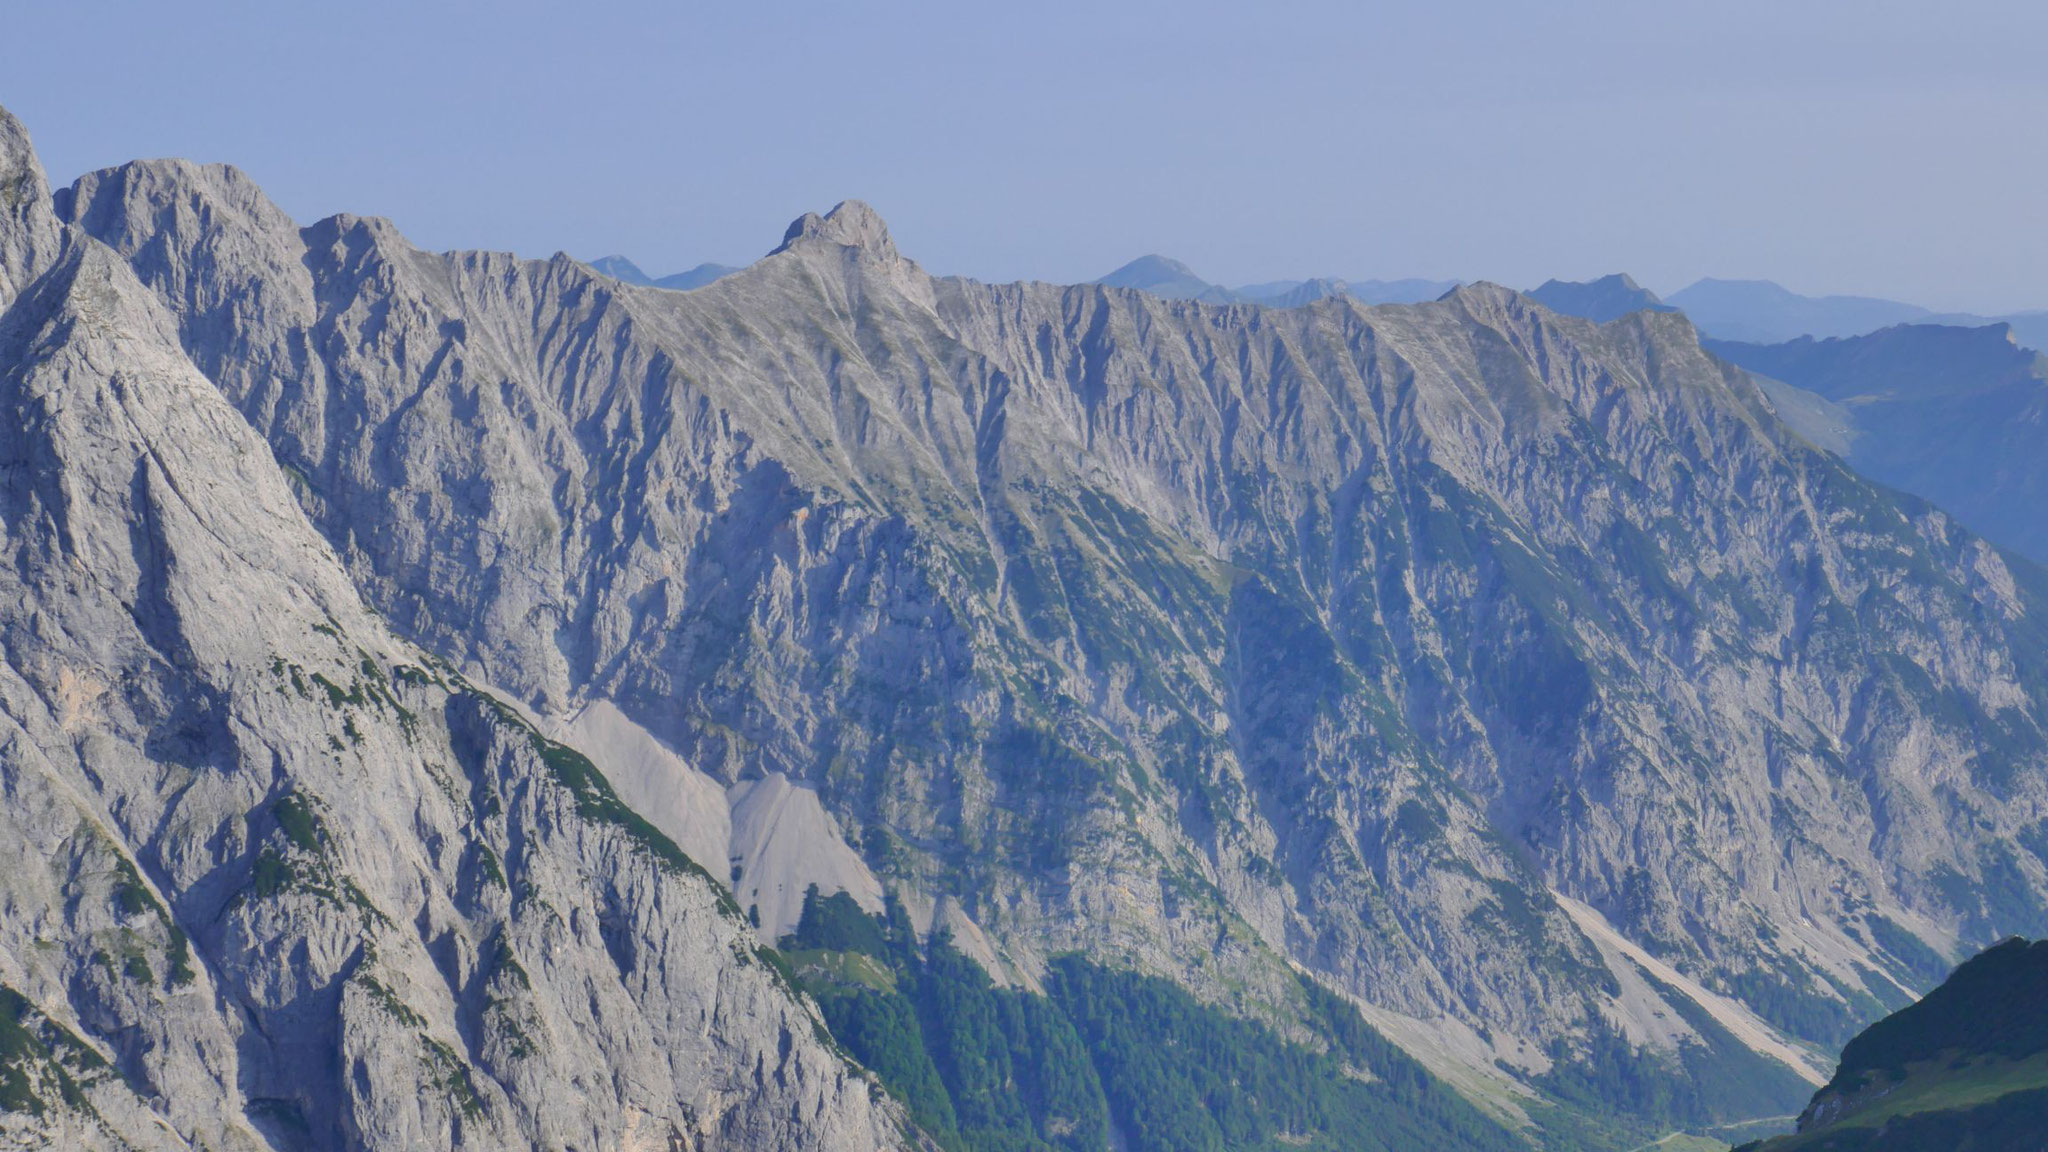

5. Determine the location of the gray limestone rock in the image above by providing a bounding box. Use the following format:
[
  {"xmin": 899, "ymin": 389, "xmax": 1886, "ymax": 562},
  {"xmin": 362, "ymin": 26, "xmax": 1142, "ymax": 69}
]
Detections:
[{"xmin": 0, "ymin": 110, "xmax": 906, "ymax": 1152}]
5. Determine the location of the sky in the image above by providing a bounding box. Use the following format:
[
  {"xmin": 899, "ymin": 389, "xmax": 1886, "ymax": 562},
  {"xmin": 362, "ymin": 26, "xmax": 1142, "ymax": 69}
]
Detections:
[{"xmin": 4, "ymin": 0, "xmax": 2044, "ymax": 314}]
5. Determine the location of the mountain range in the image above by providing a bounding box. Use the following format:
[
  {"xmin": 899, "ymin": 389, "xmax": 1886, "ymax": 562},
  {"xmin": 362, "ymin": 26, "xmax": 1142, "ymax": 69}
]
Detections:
[
  {"xmin": 586, "ymin": 254, "xmax": 740, "ymax": 292},
  {"xmin": 1528, "ymin": 274, "xmax": 2048, "ymax": 354},
  {"xmin": 9, "ymin": 98, "xmax": 2048, "ymax": 1150},
  {"xmin": 1093, "ymin": 254, "xmax": 1458, "ymax": 307},
  {"xmin": 1665, "ymin": 279, "xmax": 2048, "ymax": 352}
]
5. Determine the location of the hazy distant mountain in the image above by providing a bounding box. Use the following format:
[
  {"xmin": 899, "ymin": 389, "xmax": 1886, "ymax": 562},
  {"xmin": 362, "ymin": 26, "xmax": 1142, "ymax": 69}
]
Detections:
[
  {"xmin": 586, "ymin": 254, "xmax": 738, "ymax": 291},
  {"xmin": 1094, "ymin": 253, "xmax": 1238, "ymax": 302},
  {"xmin": 1235, "ymin": 276, "xmax": 1350, "ymax": 307},
  {"xmin": 1709, "ymin": 322, "xmax": 2048, "ymax": 563},
  {"xmin": 1098, "ymin": 257, "xmax": 1457, "ymax": 307},
  {"xmin": 1668, "ymin": 279, "xmax": 1931, "ymax": 343},
  {"xmin": 1661, "ymin": 279, "xmax": 2041, "ymax": 350},
  {"xmin": 1525, "ymin": 273, "xmax": 1677, "ymax": 323},
  {"xmin": 1343, "ymin": 276, "xmax": 1462, "ymax": 303},
  {"xmin": 655, "ymin": 261, "xmax": 740, "ymax": 290},
  {"xmin": 588, "ymin": 253, "xmax": 654, "ymax": 284}
]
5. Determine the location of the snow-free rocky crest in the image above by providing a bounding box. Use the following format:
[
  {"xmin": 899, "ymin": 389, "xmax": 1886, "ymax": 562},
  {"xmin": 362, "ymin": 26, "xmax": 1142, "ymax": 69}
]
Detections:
[{"xmin": 0, "ymin": 105, "xmax": 907, "ymax": 1151}]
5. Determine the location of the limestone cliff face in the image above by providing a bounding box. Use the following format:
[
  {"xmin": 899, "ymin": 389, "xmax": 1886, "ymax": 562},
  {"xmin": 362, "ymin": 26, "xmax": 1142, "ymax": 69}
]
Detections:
[{"xmin": 0, "ymin": 107, "xmax": 905, "ymax": 1152}]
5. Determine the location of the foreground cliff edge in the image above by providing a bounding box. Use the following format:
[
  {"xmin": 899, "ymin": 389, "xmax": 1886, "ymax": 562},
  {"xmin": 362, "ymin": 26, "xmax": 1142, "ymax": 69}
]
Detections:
[
  {"xmin": 7, "ymin": 95, "xmax": 2048, "ymax": 1149},
  {"xmin": 1739, "ymin": 938, "xmax": 2048, "ymax": 1151}
]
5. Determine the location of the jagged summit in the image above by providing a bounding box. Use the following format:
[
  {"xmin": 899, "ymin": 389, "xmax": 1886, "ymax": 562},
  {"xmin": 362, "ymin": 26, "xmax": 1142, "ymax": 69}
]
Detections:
[
  {"xmin": 773, "ymin": 198, "xmax": 897, "ymax": 259},
  {"xmin": 0, "ymin": 101, "xmax": 908, "ymax": 1152}
]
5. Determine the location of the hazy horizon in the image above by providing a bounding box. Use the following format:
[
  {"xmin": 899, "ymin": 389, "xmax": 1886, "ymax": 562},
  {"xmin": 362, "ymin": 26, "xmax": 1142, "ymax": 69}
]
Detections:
[{"xmin": 7, "ymin": 0, "xmax": 2044, "ymax": 314}]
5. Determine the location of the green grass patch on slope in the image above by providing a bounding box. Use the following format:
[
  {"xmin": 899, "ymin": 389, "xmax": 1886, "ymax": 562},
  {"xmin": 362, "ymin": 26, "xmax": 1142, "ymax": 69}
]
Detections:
[
  {"xmin": 777, "ymin": 889, "xmax": 1526, "ymax": 1152},
  {"xmin": 0, "ymin": 985, "xmax": 107, "ymax": 1118},
  {"xmin": 460, "ymin": 688, "xmax": 743, "ymax": 920}
]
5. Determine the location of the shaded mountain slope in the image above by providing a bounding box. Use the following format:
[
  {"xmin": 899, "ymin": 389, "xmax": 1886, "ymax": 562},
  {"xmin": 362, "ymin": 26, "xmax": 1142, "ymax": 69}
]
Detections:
[{"xmin": 1740, "ymin": 938, "xmax": 2048, "ymax": 1151}]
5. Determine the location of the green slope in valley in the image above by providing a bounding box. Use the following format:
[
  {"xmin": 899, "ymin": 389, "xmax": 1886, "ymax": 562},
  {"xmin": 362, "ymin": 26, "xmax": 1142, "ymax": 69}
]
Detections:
[
  {"xmin": 1739, "ymin": 939, "xmax": 2048, "ymax": 1151},
  {"xmin": 779, "ymin": 886, "xmax": 1526, "ymax": 1152}
]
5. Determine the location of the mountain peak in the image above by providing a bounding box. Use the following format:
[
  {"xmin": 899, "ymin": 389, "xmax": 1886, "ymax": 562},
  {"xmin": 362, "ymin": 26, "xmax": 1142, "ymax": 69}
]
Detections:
[
  {"xmin": 1103, "ymin": 254, "xmax": 1202, "ymax": 282},
  {"xmin": 1439, "ymin": 280, "xmax": 1523, "ymax": 307},
  {"xmin": 774, "ymin": 199, "xmax": 897, "ymax": 259},
  {"xmin": 0, "ymin": 103, "xmax": 62, "ymax": 308},
  {"xmin": 1095, "ymin": 254, "xmax": 1237, "ymax": 301},
  {"xmin": 589, "ymin": 254, "xmax": 653, "ymax": 285}
]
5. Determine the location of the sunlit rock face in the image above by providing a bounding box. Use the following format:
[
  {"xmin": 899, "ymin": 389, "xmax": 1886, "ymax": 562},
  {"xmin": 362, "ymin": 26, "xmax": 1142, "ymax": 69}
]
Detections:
[{"xmin": 0, "ymin": 105, "xmax": 905, "ymax": 1152}]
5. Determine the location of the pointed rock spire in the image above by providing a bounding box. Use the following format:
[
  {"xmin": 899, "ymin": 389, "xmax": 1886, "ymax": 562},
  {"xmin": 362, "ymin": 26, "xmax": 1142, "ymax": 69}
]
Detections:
[{"xmin": 0, "ymin": 104, "xmax": 62, "ymax": 310}]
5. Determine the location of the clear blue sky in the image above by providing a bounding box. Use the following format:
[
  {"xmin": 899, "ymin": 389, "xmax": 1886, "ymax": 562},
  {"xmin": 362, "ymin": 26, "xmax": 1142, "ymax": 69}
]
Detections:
[{"xmin": 5, "ymin": 0, "xmax": 2043, "ymax": 312}]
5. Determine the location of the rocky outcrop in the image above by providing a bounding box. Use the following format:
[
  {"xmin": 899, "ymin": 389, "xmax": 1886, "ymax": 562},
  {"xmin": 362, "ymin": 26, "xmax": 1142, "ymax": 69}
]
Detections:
[{"xmin": 0, "ymin": 106, "xmax": 904, "ymax": 1152}]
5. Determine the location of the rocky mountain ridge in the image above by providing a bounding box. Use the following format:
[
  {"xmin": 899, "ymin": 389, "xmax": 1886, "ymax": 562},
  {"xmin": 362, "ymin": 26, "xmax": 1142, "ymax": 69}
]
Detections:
[
  {"xmin": 1740, "ymin": 938, "xmax": 2048, "ymax": 1151},
  {"xmin": 0, "ymin": 106, "xmax": 906, "ymax": 1152}
]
